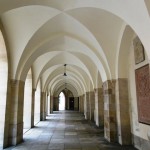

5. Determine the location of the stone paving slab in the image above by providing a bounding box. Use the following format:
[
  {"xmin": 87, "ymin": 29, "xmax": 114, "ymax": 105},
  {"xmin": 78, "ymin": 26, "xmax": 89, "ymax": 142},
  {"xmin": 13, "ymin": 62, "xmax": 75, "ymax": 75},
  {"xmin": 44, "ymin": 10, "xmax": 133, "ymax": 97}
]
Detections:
[{"xmin": 4, "ymin": 111, "xmax": 137, "ymax": 150}]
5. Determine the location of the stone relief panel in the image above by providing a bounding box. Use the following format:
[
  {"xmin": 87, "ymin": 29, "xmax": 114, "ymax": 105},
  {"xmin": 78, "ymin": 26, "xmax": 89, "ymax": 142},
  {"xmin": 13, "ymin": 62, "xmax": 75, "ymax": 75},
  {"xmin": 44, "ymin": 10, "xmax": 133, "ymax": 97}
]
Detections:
[
  {"xmin": 135, "ymin": 64, "xmax": 150, "ymax": 124},
  {"xmin": 133, "ymin": 36, "xmax": 145, "ymax": 64}
]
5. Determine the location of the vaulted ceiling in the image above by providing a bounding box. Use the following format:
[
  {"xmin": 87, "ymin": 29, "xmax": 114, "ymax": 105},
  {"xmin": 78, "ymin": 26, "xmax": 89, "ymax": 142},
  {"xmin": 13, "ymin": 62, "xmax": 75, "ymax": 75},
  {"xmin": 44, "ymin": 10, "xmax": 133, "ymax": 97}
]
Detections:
[{"xmin": 0, "ymin": 0, "xmax": 150, "ymax": 96}]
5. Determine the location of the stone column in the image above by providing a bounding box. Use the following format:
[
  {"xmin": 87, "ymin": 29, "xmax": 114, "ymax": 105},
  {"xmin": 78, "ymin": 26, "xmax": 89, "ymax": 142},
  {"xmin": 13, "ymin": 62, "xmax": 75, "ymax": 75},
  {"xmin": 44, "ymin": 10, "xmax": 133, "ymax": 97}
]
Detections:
[
  {"xmin": 46, "ymin": 94, "xmax": 48, "ymax": 115},
  {"xmin": 103, "ymin": 80, "xmax": 117, "ymax": 142},
  {"xmin": 44, "ymin": 93, "xmax": 46, "ymax": 118},
  {"xmin": 83, "ymin": 94, "xmax": 86, "ymax": 117},
  {"xmin": 40, "ymin": 92, "xmax": 46, "ymax": 121},
  {"xmin": 85, "ymin": 92, "xmax": 90, "ymax": 120},
  {"xmin": 50, "ymin": 95, "xmax": 53, "ymax": 113},
  {"xmin": 89, "ymin": 91, "xmax": 95, "ymax": 121},
  {"xmin": 79, "ymin": 95, "xmax": 84, "ymax": 113},
  {"xmin": 47, "ymin": 94, "xmax": 50, "ymax": 114},
  {"xmin": 81, "ymin": 94, "xmax": 84, "ymax": 113},
  {"xmin": 79, "ymin": 96, "xmax": 82, "ymax": 112},
  {"xmin": 99, "ymin": 88, "xmax": 104, "ymax": 126},
  {"xmin": 95, "ymin": 88, "xmax": 104, "ymax": 127},
  {"xmin": 8, "ymin": 79, "xmax": 25, "ymax": 145},
  {"xmin": 74, "ymin": 97, "xmax": 79, "ymax": 110},
  {"xmin": 116, "ymin": 78, "xmax": 131, "ymax": 145},
  {"xmin": 53, "ymin": 97, "xmax": 59, "ymax": 111},
  {"xmin": 31, "ymin": 89, "xmax": 35, "ymax": 127}
]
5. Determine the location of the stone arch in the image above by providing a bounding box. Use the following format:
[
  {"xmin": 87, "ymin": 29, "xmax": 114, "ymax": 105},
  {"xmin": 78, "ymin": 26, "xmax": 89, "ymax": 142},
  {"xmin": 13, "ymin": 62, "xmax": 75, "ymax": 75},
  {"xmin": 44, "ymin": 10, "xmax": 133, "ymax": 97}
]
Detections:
[
  {"xmin": 42, "ymin": 64, "xmax": 90, "ymax": 94},
  {"xmin": 54, "ymin": 85, "xmax": 78, "ymax": 98},
  {"xmin": 51, "ymin": 78, "xmax": 81, "ymax": 96},
  {"xmin": 116, "ymin": 25, "xmax": 135, "ymax": 145},
  {"xmin": 0, "ymin": 29, "xmax": 8, "ymax": 148},
  {"xmin": 4, "ymin": 3, "xmax": 149, "ymax": 81},
  {"xmin": 14, "ymin": 11, "xmax": 109, "ymax": 82}
]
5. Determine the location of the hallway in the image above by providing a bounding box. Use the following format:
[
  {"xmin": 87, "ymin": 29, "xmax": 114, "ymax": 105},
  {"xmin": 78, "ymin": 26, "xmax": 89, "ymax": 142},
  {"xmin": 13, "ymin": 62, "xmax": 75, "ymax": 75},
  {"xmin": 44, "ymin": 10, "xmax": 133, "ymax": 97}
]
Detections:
[{"xmin": 5, "ymin": 111, "xmax": 136, "ymax": 150}]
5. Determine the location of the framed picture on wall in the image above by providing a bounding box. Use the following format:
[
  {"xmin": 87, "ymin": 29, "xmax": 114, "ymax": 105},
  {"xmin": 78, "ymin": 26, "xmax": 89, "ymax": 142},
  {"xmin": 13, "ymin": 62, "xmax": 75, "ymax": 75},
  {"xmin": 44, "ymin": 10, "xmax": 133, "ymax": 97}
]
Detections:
[
  {"xmin": 133, "ymin": 37, "xmax": 145, "ymax": 64},
  {"xmin": 135, "ymin": 64, "xmax": 150, "ymax": 125}
]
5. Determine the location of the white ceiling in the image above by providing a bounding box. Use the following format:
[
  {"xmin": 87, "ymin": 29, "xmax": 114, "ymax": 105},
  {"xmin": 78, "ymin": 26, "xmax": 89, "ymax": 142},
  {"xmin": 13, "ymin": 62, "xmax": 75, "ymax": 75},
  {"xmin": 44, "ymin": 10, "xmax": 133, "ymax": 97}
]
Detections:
[{"xmin": 0, "ymin": 0, "xmax": 150, "ymax": 95}]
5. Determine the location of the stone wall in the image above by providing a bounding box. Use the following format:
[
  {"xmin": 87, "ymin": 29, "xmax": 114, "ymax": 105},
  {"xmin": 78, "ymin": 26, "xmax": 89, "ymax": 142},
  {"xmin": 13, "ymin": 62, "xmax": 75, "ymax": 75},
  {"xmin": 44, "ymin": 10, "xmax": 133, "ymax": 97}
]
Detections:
[
  {"xmin": 133, "ymin": 134, "xmax": 150, "ymax": 150},
  {"xmin": 85, "ymin": 92, "xmax": 90, "ymax": 120},
  {"xmin": 95, "ymin": 88, "xmax": 104, "ymax": 127},
  {"xmin": 116, "ymin": 78, "xmax": 132, "ymax": 145},
  {"xmin": 53, "ymin": 97, "xmax": 59, "ymax": 111},
  {"xmin": 89, "ymin": 91, "xmax": 95, "ymax": 121},
  {"xmin": 7, "ymin": 80, "xmax": 25, "ymax": 146},
  {"xmin": 103, "ymin": 80, "xmax": 117, "ymax": 142},
  {"xmin": 74, "ymin": 97, "xmax": 79, "ymax": 110}
]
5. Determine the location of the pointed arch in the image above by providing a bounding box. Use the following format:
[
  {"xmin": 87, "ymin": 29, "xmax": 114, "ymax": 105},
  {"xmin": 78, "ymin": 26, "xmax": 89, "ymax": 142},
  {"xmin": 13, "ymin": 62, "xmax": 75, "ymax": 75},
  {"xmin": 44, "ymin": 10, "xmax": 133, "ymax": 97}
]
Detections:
[{"xmin": 0, "ymin": 29, "xmax": 8, "ymax": 148}]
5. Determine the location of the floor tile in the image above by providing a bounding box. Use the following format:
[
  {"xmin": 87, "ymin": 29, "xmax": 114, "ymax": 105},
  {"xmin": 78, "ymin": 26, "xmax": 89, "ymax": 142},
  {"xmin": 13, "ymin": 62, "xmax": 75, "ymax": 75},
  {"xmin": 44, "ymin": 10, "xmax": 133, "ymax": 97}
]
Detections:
[{"xmin": 4, "ymin": 111, "xmax": 137, "ymax": 150}]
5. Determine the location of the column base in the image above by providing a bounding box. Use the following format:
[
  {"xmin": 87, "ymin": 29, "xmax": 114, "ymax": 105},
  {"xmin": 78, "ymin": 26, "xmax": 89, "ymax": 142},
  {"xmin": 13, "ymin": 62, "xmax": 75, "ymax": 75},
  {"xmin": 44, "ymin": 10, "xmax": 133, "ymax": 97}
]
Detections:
[{"xmin": 8, "ymin": 123, "xmax": 23, "ymax": 145}]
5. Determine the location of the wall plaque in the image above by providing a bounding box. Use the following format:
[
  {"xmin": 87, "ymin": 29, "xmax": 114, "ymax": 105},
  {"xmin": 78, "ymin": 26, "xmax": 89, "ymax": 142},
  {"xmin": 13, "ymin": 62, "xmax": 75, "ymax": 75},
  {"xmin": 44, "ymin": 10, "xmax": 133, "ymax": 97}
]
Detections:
[
  {"xmin": 133, "ymin": 37, "xmax": 145, "ymax": 64},
  {"xmin": 135, "ymin": 64, "xmax": 150, "ymax": 124}
]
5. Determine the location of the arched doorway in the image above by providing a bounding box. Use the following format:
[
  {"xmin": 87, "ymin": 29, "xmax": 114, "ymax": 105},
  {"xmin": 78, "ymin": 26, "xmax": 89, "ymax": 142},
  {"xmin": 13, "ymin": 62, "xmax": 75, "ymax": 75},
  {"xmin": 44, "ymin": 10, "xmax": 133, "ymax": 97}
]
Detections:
[{"xmin": 59, "ymin": 92, "xmax": 65, "ymax": 111}]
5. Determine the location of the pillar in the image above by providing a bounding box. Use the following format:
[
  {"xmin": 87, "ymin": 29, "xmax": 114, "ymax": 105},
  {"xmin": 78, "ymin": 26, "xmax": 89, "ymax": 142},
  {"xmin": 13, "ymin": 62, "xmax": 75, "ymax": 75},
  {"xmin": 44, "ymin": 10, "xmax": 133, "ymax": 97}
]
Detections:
[
  {"xmin": 89, "ymin": 91, "xmax": 95, "ymax": 121},
  {"xmin": 116, "ymin": 78, "xmax": 131, "ymax": 145},
  {"xmin": 50, "ymin": 95, "xmax": 53, "ymax": 113},
  {"xmin": 40, "ymin": 92, "xmax": 46, "ymax": 121},
  {"xmin": 31, "ymin": 89, "xmax": 35, "ymax": 127},
  {"xmin": 81, "ymin": 94, "xmax": 84, "ymax": 113},
  {"xmin": 46, "ymin": 94, "xmax": 48, "ymax": 115},
  {"xmin": 95, "ymin": 88, "xmax": 104, "ymax": 127},
  {"xmin": 74, "ymin": 97, "xmax": 79, "ymax": 110},
  {"xmin": 79, "ymin": 96, "xmax": 82, "ymax": 112},
  {"xmin": 47, "ymin": 94, "xmax": 50, "ymax": 114},
  {"xmin": 53, "ymin": 97, "xmax": 59, "ymax": 111},
  {"xmin": 85, "ymin": 92, "xmax": 90, "ymax": 120},
  {"xmin": 79, "ymin": 95, "xmax": 84, "ymax": 113},
  {"xmin": 8, "ymin": 79, "xmax": 25, "ymax": 145},
  {"xmin": 98, "ymin": 88, "xmax": 104, "ymax": 126},
  {"xmin": 83, "ymin": 94, "xmax": 86, "ymax": 117},
  {"xmin": 103, "ymin": 80, "xmax": 117, "ymax": 142}
]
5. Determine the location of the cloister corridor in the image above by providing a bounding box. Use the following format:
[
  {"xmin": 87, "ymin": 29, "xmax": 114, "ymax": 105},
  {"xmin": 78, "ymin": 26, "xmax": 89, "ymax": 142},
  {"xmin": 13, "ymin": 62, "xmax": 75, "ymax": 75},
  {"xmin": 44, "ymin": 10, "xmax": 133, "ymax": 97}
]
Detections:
[
  {"xmin": 1, "ymin": 1, "xmax": 150, "ymax": 150},
  {"xmin": 4, "ymin": 111, "xmax": 136, "ymax": 150}
]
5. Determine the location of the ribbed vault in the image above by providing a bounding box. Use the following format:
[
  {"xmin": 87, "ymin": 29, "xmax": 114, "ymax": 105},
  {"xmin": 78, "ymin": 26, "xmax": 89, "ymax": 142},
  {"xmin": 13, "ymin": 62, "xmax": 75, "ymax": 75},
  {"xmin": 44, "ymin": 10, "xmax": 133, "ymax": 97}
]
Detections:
[{"xmin": 0, "ymin": 0, "xmax": 150, "ymax": 97}]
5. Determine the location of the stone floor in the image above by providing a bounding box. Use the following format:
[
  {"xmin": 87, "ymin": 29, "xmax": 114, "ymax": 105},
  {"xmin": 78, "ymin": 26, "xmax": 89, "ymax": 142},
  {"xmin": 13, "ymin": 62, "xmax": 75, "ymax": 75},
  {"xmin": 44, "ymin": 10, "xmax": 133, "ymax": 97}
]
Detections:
[{"xmin": 5, "ymin": 111, "xmax": 137, "ymax": 150}]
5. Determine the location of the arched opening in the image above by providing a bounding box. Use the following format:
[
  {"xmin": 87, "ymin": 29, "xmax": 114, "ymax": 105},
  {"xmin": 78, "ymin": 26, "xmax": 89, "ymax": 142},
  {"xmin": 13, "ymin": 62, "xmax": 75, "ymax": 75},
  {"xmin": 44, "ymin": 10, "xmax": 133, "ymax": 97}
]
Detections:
[
  {"xmin": 23, "ymin": 69, "xmax": 32, "ymax": 133},
  {"xmin": 59, "ymin": 92, "xmax": 65, "ymax": 111},
  {"xmin": 34, "ymin": 81, "xmax": 41, "ymax": 125},
  {"xmin": 0, "ymin": 30, "xmax": 8, "ymax": 148},
  {"xmin": 116, "ymin": 25, "xmax": 134, "ymax": 145}
]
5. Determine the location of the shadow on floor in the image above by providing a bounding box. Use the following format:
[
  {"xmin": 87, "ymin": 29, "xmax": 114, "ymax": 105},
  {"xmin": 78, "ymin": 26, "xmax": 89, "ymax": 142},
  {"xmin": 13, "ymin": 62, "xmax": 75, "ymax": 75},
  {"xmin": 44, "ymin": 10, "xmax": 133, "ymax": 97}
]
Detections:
[{"xmin": 5, "ymin": 110, "xmax": 137, "ymax": 150}]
